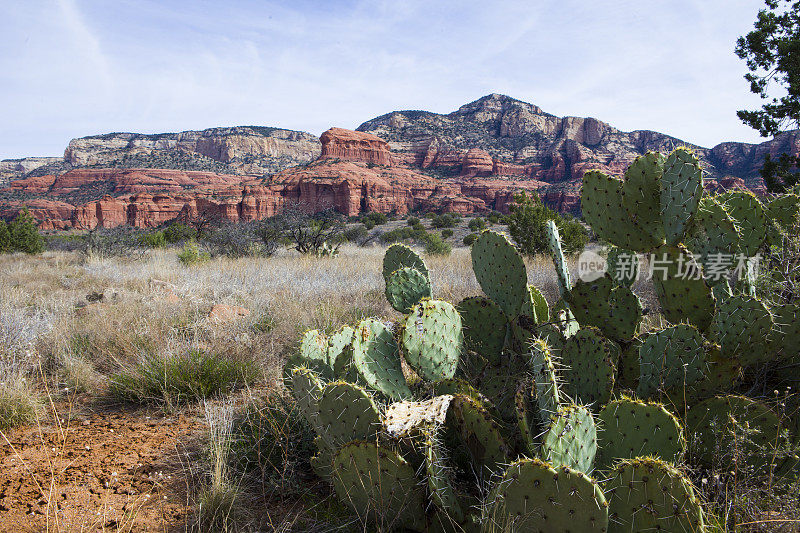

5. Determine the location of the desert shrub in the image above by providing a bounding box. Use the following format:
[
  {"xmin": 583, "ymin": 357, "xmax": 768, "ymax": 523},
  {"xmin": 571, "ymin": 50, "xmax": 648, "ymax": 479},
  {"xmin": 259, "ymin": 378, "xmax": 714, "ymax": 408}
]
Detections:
[
  {"xmin": 228, "ymin": 391, "xmax": 316, "ymax": 495},
  {"xmin": 203, "ymin": 221, "xmax": 279, "ymax": 258},
  {"xmin": 486, "ymin": 211, "xmax": 502, "ymax": 224},
  {"xmin": 140, "ymin": 229, "xmax": 168, "ymax": 249},
  {"xmin": 441, "ymin": 228, "xmax": 454, "ymax": 238},
  {"xmin": 0, "ymin": 378, "xmax": 41, "ymax": 430},
  {"xmin": 380, "ymin": 225, "xmax": 429, "ymax": 244},
  {"xmin": 423, "ymin": 233, "xmax": 451, "ymax": 256},
  {"xmin": 163, "ymin": 222, "xmax": 198, "ymax": 244},
  {"xmin": 109, "ymin": 349, "xmax": 258, "ymax": 407},
  {"xmin": 463, "ymin": 233, "xmax": 479, "ymax": 246},
  {"xmin": 406, "ymin": 216, "xmax": 420, "ymax": 226},
  {"xmin": 360, "ymin": 212, "xmax": 388, "ymax": 226},
  {"xmin": 508, "ymin": 192, "xmax": 588, "ymax": 255},
  {"xmin": 430, "ymin": 213, "xmax": 458, "ymax": 229},
  {"xmin": 343, "ymin": 225, "xmax": 369, "ymax": 244},
  {"xmin": 177, "ymin": 239, "xmax": 211, "ymax": 266},
  {"xmin": 468, "ymin": 217, "xmax": 486, "ymax": 231},
  {"xmin": 1, "ymin": 209, "xmax": 45, "ymax": 254},
  {"xmin": 81, "ymin": 226, "xmax": 148, "ymax": 258}
]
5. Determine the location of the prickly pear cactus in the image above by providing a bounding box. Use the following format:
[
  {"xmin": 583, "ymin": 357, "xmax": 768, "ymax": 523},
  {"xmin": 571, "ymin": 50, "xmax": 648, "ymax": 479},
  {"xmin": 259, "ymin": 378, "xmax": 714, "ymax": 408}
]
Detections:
[
  {"xmin": 385, "ymin": 266, "xmax": 432, "ymax": 313},
  {"xmin": 717, "ymin": 190, "xmax": 767, "ymax": 257},
  {"xmin": 540, "ymin": 403, "xmax": 597, "ymax": 474},
  {"xmin": 621, "ymin": 151, "xmax": 666, "ymax": 243},
  {"xmin": 317, "ymin": 381, "xmax": 382, "ymax": 445},
  {"xmin": 661, "ymin": 147, "xmax": 703, "ymax": 246},
  {"xmin": 561, "ymin": 328, "xmax": 618, "ymax": 407},
  {"xmin": 616, "ymin": 337, "xmax": 642, "ymax": 391},
  {"xmin": 606, "ymin": 246, "xmax": 639, "ymax": 287},
  {"xmin": 332, "ymin": 441, "xmax": 426, "ymax": 532},
  {"xmin": 447, "ymin": 394, "xmax": 510, "ymax": 479},
  {"xmin": 712, "ymin": 294, "xmax": 774, "ymax": 367},
  {"xmin": 286, "ymin": 329, "xmax": 332, "ymax": 378},
  {"xmin": 637, "ymin": 324, "xmax": 707, "ymax": 399},
  {"xmin": 582, "ymin": 170, "xmax": 661, "ymax": 251},
  {"xmin": 527, "ymin": 339, "xmax": 561, "ymax": 428},
  {"xmin": 290, "ymin": 367, "xmax": 326, "ymax": 438},
  {"xmin": 684, "ymin": 196, "xmax": 741, "ymax": 280},
  {"xmin": 651, "ymin": 244, "xmax": 716, "ymax": 332},
  {"xmin": 771, "ymin": 302, "xmax": 800, "ymax": 362},
  {"xmin": 521, "ymin": 284, "xmax": 549, "ymax": 323},
  {"xmin": 605, "ymin": 457, "xmax": 705, "ymax": 533},
  {"xmin": 471, "ymin": 230, "xmax": 528, "ymax": 318},
  {"xmin": 327, "ymin": 325, "xmax": 354, "ymax": 377},
  {"xmin": 686, "ymin": 394, "xmax": 788, "ymax": 476},
  {"xmin": 401, "ymin": 299, "xmax": 462, "ymax": 381},
  {"xmin": 352, "ymin": 318, "xmax": 411, "ymax": 400},
  {"xmin": 570, "ymin": 275, "xmax": 642, "ymax": 341},
  {"xmin": 489, "ymin": 458, "xmax": 609, "ymax": 532},
  {"xmin": 765, "ymin": 193, "xmax": 800, "ymax": 243},
  {"xmin": 546, "ymin": 220, "xmax": 572, "ymax": 298},
  {"xmin": 457, "ymin": 296, "xmax": 508, "ymax": 362},
  {"xmin": 596, "ymin": 398, "xmax": 685, "ymax": 470},
  {"xmin": 382, "ymin": 243, "xmax": 429, "ymax": 283},
  {"xmin": 423, "ymin": 426, "xmax": 465, "ymax": 525},
  {"xmin": 515, "ymin": 380, "xmax": 538, "ymax": 454}
]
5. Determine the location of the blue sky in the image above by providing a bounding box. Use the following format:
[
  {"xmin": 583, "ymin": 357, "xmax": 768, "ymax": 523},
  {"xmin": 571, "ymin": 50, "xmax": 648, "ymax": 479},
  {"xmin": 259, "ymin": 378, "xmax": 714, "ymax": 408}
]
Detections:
[{"xmin": 0, "ymin": 0, "xmax": 772, "ymax": 159}]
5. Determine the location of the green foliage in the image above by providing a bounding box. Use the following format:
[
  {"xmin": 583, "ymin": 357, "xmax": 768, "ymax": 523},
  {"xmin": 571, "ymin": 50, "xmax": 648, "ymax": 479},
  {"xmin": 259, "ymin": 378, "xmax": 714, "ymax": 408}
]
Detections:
[
  {"xmin": 343, "ymin": 224, "xmax": 369, "ymax": 243},
  {"xmin": 406, "ymin": 216, "xmax": 420, "ymax": 226},
  {"xmin": 0, "ymin": 220, "xmax": 11, "ymax": 253},
  {"xmin": 0, "ymin": 380, "xmax": 41, "ymax": 430},
  {"xmin": 140, "ymin": 229, "xmax": 168, "ymax": 248},
  {"xmin": 440, "ymin": 228, "xmax": 453, "ymax": 238},
  {"xmin": 4, "ymin": 209, "xmax": 45, "ymax": 254},
  {"xmin": 423, "ymin": 232, "xmax": 451, "ymax": 255},
  {"xmin": 467, "ymin": 217, "xmax": 486, "ymax": 231},
  {"xmin": 360, "ymin": 211, "xmax": 388, "ymax": 226},
  {"xmin": 379, "ymin": 225, "xmax": 428, "ymax": 244},
  {"xmin": 177, "ymin": 239, "xmax": 210, "ymax": 265},
  {"xmin": 508, "ymin": 192, "xmax": 587, "ymax": 255},
  {"xmin": 109, "ymin": 350, "xmax": 258, "ymax": 407},
  {"xmin": 462, "ymin": 232, "xmax": 478, "ymax": 246},
  {"xmin": 430, "ymin": 213, "xmax": 458, "ymax": 228}
]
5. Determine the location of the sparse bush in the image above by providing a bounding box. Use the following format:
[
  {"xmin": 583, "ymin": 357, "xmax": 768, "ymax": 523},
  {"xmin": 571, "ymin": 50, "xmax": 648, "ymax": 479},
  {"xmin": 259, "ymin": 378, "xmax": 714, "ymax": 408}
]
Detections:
[
  {"xmin": 204, "ymin": 221, "xmax": 278, "ymax": 258},
  {"xmin": 81, "ymin": 226, "xmax": 148, "ymax": 258},
  {"xmin": 423, "ymin": 233, "xmax": 451, "ymax": 256},
  {"xmin": 441, "ymin": 228, "xmax": 454, "ymax": 238},
  {"xmin": 343, "ymin": 225, "xmax": 369, "ymax": 244},
  {"xmin": 163, "ymin": 222, "xmax": 198, "ymax": 244},
  {"xmin": 406, "ymin": 216, "xmax": 420, "ymax": 227},
  {"xmin": 487, "ymin": 211, "xmax": 502, "ymax": 224},
  {"xmin": 360, "ymin": 212, "xmax": 388, "ymax": 226},
  {"xmin": 2, "ymin": 209, "xmax": 45, "ymax": 254},
  {"xmin": 430, "ymin": 213, "xmax": 458, "ymax": 229},
  {"xmin": 463, "ymin": 233, "xmax": 478, "ymax": 246},
  {"xmin": 177, "ymin": 240, "xmax": 211, "ymax": 266},
  {"xmin": 140, "ymin": 229, "xmax": 168, "ymax": 249},
  {"xmin": 109, "ymin": 349, "xmax": 258, "ymax": 407},
  {"xmin": 0, "ymin": 378, "xmax": 41, "ymax": 430},
  {"xmin": 468, "ymin": 217, "xmax": 486, "ymax": 232},
  {"xmin": 0, "ymin": 220, "xmax": 11, "ymax": 253},
  {"xmin": 507, "ymin": 192, "xmax": 588, "ymax": 255}
]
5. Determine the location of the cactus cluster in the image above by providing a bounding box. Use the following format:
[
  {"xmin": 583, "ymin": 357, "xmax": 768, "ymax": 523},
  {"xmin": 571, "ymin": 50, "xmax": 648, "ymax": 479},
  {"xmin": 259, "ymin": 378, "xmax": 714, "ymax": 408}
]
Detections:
[{"xmin": 282, "ymin": 148, "xmax": 798, "ymax": 531}]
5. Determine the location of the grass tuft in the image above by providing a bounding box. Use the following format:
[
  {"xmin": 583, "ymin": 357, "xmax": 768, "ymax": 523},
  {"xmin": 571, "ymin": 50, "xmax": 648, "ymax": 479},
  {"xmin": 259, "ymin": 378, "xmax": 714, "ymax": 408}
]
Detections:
[{"xmin": 0, "ymin": 377, "xmax": 42, "ymax": 430}]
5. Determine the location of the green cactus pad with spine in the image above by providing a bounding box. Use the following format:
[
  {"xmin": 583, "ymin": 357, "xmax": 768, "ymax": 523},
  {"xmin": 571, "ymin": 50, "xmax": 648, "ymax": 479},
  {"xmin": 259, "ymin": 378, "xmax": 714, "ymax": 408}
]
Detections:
[
  {"xmin": 651, "ymin": 244, "xmax": 716, "ymax": 332},
  {"xmin": 327, "ymin": 325, "xmax": 354, "ymax": 376},
  {"xmin": 332, "ymin": 441, "xmax": 426, "ymax": 532},
  {"xmin": 606, "ymin": 247, "xmax": 639, "ymax": 287},
  {"xmin": 384, "ymin": 266, "xmax": 432, "ymax": 313},
  {"xmin": 660, "ymin": 147, "xmax": 703, "ymax": 245},
  {"xmin": 471, "ymin": 230, "xmax": 528, "ymax": 318},
  {"xmin": 423, "ymin": 427, "xmax": 464, "ymax": 524},
  {"xmin": 561, "ymin": 328, "xmax": 617, "ymax": 407},
  {"xmin": 605, "ymin": 457, "xmax": 705, "ymax": 533},
  {"xmin": 295, "ymin": 329, "xmax": 331, "ymax": 376},
  {"xmin": 401, "ymin": 299, "xmax": 462, "ymax": 381},
  {"xmin": 569, "ymin": 275, "xmax": 642, "ymax": 341},
  {"xmin": 637, "ymin": 324, "xmax": 707, "ymax": 399},
  {"xmin": 540, "ymin": 403, "xmax": 598, "ymax": 474},
  {"xmin": 457, "ymin": 296, "xmax": 508, "ymax": 362},
  {"xmin": 771, "ymin": 302, "xmax": 800, "ymax": 361},
  {"xmin": 582, "ymin": 170, "xmax": 661, "ymax": 251},
  {"xmin": 718, "ymin": 190, "xmax": 767, "ymax": 257},
  {"xmin": 382, "ymin": 243, "xmax": 429, "ymax": 283},
  {"xmin": 447, "ymin": 394, "xmax": 510, "ymax": 479},
  {"xmin": 475, "ymin": 358, "xmax": 526, "ymax": 422},
  {"xmin": 765, "ymin": 193, "xmax": 800, "ymax": 242},
  {"xmin": 527, "ymin": 339, "xmax": 561, "ymax": 429},
  {"xmin": 622, "ymin": 151, "xmax": 666, "ymax": 243},
  {"xmin": 616, "ymin": 338, "xmax": 642, "ymax": 391},
  {"xmin": 318, "ymin": 381, "xmax": 382, "ymax": 445},
  {"xmin": 521, "ymin": 284, "xmax": 549, "ymax": 323},
  {"xmin": 684, "ymin": 196, "xmax": 741, "ymax": 280},
  {"xmin": 596, "ymin": 398, "xmax": 685, "ymax": 470},
  {"xmin": 515, "ymin": 379, "xmax": 539, "ymax": 454},
  {"xmin": 685, "ymin": 345, "xmax": 742, "ymax": 404},
  {"xmin": 547, "ymin": 220, "xmax": 573, "ymax": 298},
  {"xmin": 552, "ymin": 299, "xmax": 580, "ymax": 338},
  {"xmin": 686, "ymin": 394, "xmax": 788, "ymax": 475},
  {"xmin": 290, "ymin": 367, "xmax": 326, "ymax": 438},
  {"xmin": 712, "ymin": 294, "xmax": 774, "ymax": 367},
  {"xmin": 489, "ymin": 459, "xmax": 609, "ymax": 532},
  {"xmin": 352, "ymin": 318, "xmax": 411, "ymax": 400}
]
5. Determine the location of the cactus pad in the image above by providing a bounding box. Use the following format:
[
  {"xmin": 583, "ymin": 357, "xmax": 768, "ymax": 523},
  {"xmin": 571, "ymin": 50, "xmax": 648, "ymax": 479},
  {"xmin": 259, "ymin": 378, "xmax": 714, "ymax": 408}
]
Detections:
[
  {"xmin": 605, "ymin": 457, "xmax": 705, "ymax": 533},
  {"xmin": 457, "ymin": 296, "xmax": 508, "ymax": 362},
  {"xmin": 547, "ymin": 220, "xmax": 573, "ymax": 298},
  {"xmin": 471, "ymin": 230, "xmax": 529, "ymax": 318},
  {"xmin": 382, "ymin": 243, "xmax": 429, "ymax": 283},
  {"xmin": 685, "ymin": 196, "xmax": 741, "ymax": 280},
  {"xmin": 771, "ymin": 302, "xmax": 800, "ymax": 362},
  {"xmin": 582, "ymin": 170, "xmax": 660, "ymax": 251},
  {"xmin": 569, "ymin": 275, "xmax": 642, "ymax": 341},
  {"xmin": 596, "ymin": 398, "xmax": 685, "ymax": 470},
  {"xmin": 765, "ymin": 193, "xmax": 800, "ymax": 241},
  {"xmin": 606, "ymin": 247, "xmax": 639, "ymax": 287},
  {"xmin": 352, "ymin": 318, "xmax": 411, "ymax": 400},
  {"xmin": 616, "ymin": 338, "xmax": 642, "ymax": 391},
  {"xmin": 540, "ymin": 403, "xmax": 598, "ymax": 474},
  {"xmin": 447, "ymin": 394, "xmax": 510, "ymax": 478},
  {"xmin": 401, "ymin": 299, "xmax": 462, "ymax": 381},
  {"xmin": 686, "ymin": 395, "xmax": 788, "ymax": 476},
  {"xmin": 327, "ymin": 325, "xmax": 354, "ymax": 376},
  {"xmin": 712, "ymin": 294, "xmax": 774, "ymax": 367},
  {"xmin": 490, "ymin": 458, "xmax": 608, "ymax": 532},
  {"xmin": 384, "ymin": 395, "xmax": 453, "ymax": 437},
  {"xmin": 661, "ymin": 147, "xmax": 703, "ymax": 245},
  {"xmin": 423, "ymin": 427, "xmax": 464, "ymax": 524},
  {"xmin": 561, "ymin": 328, "xmax": 618, "ymax": 407},
  {"xmin": 521, "ymin": 284, "xmax": 549, "ymax": 324},
  {"xmin": 296, "ymin": 329, "xmax": 331, "ymax": 376},
  {"xmin": 384, "ymin": 266, "xmax": 432, "ymax": 313},
  {"xmin": 651, "ymin": 244, "xmax": 716, "ymax": 332},
  {"xmin": 318, "ymin": 381, "xmax": 382, "ymax": 445},
  {"xmin": 332, "ymin": 441, "xmax": 425, "ymax": 532},
  {"xmin": 290, "ymin": 367, "xmax": 325, "ymax": 437},
  {"xmin": 718, "ymin": 190, "xmax": 767, "ymax": 257},
  {"xmin": 622, "ymin": 151, "xmax": 666, "ymax": 242},
  {"xmin": 637, "ymin": 324, "xmax": 707, "ymax": 399},
  {"xmin": 528, "ymin": 339, "xmax": 561, "ymax": 429}
]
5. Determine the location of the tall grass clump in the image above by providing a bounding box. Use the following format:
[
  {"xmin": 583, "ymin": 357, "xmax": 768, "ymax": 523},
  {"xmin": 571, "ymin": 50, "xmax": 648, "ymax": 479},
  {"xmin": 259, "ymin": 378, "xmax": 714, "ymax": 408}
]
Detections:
[
  {"xmin": 0, "ymin": 377, "xmax": 41, "ymax": 430},
  {"xmin": 109, "ymin": 349, "xmax": 258, "ymax": 407}
]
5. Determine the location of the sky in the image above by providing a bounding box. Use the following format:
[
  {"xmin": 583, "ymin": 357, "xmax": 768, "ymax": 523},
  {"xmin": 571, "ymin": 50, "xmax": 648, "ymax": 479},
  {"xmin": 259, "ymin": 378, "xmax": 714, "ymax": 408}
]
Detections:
[{"xmin": 0, "ymin": 0, "xmax": 776, "ymax": 160}]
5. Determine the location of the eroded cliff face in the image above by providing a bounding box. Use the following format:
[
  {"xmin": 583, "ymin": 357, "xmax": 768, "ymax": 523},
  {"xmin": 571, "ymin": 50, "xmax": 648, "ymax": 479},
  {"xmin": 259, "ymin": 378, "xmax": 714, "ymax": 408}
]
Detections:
[{"xmin": 1, "ymin": 94, "xmax": 794, "ymax": 229}]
